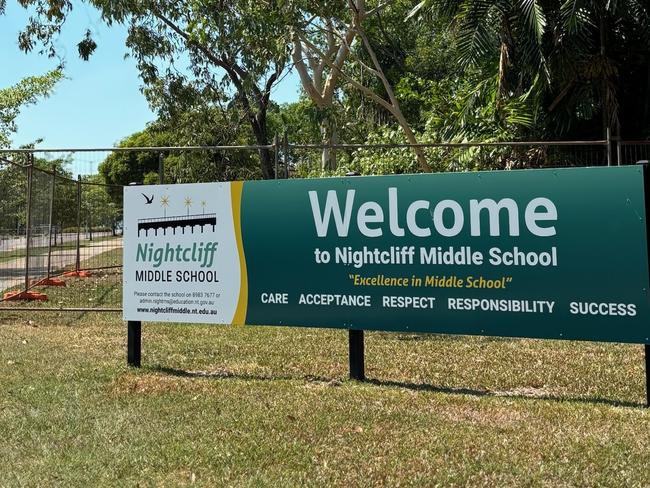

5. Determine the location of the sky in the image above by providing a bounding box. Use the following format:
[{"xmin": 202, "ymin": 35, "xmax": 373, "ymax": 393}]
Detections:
[{"xmin": 0, "ymin": 2, "xmax": 301, "ymax": 174}]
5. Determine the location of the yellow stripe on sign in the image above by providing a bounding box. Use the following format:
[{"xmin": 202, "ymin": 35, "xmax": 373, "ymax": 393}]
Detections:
[{"xmin": 230, "ymin": 181, "xmax": 248, "ymax": 325}]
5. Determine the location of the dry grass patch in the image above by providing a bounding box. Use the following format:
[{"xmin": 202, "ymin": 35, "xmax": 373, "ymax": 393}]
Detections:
[
  {"xmin": 1, "ymin": 268, "xmax": 650, "ymax": 486},
  {"xmin": 108, "ymin": 372, "xmax": 213, "ymax": 396},
  {"xmin": 437, "ymin": 403, "xmax": 529, "ymax": 428}
]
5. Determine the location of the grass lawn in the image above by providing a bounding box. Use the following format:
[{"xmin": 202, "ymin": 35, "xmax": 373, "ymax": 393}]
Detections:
[{"xmin": 1, "ymin": 266, "xmax": 650, "ymax": 486}]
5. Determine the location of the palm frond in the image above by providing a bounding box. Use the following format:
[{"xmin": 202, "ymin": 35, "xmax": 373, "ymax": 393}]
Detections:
[
  {"xmin": 455, "ymin": 0, "xmax": 500, "ymax": 66},
  {"xmin": 518, "ymin": 0, "xmax": 547, "ymax": 44},
  {"xmin": 560, "ymin": 0, "xmax": 593, "ymax": 35}
]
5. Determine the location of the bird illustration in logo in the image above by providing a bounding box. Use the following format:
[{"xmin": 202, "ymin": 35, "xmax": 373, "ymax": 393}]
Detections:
[{"xmin": 142, "ymin": 193, "xmax": 154, "ymax": 204}]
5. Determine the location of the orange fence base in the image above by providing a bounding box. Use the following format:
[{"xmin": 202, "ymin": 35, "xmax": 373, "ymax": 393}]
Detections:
[
  {"xmin": 62, "ymin": 271, "xmax": 92, "ymax": 278},
  {"xmin": 3, "ymin": 291, "xmax": 48, "ymax": 301},
  {"xmin": 31, "ymin": 278, "xmax": 66, "ymax": 287}
]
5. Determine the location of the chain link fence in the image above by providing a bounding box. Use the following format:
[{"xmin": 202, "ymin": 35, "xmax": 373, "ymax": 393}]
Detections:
[
  {"xmin": 50, "ymin": 171, "xmax": 80, "ymax": 277},
  {"xmin": 619, "ymin": 141, "xmax": 650, "ymax": 165},
  {"xmin": 288, "ymin": 140, "xmax": 613, "ymax": 177},
  {"xmin": 0, "ymin": 155, "xmax": 123, "ymax": 302},
  {"xmin": 0, "ymin": 156, "xmax": 29, "ymax": 295},
  {"xmin": 0, "ymin": 138, "xmax": 644, "ymax": 309}
]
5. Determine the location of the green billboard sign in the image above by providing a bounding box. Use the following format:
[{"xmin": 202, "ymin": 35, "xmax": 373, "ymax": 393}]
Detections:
[{"xmin": 124, "ymin": 165, "xmax": 650, "ymax": 344}]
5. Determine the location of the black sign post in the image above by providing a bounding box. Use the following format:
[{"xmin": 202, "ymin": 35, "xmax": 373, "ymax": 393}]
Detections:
[
  {"xmin": 349, "ymin": 329, "xmax": 365, "ymax": 381},
  {"xmin": 345, "ymin": 172, "xmax": 366, "ymax": 381},
  {"xmin": 126, "ymin": 180, "xmax": 142, "ymax": 367},
  {"xmin": 127, "ymin": 320, "xmax": 141, "ymax": 367},
  {"xmin": 126, "ymin": 158, "xmax": 166, "ymax": 368}
]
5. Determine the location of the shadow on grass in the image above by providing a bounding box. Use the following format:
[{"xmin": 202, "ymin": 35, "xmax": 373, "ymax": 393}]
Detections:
[
  {"xmin": 365, "ymin": 378, "xmax": 644, "ymax": 409},
  {"xmin": 152, "ymin": 365, "xmax": 335, "ymax": 385},
  {"xmin": 152, "ymin": 365, "xmax": 645, "ymax": 409}
]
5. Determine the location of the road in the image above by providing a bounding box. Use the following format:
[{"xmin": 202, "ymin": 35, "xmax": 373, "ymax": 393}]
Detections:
[
  {"xmin": 0, "ymin": 238, "xmax": 122, "ymax": 294},
  {"xmin": 0, "ymin": 231, "xmax": 114, "ymax": 253}
]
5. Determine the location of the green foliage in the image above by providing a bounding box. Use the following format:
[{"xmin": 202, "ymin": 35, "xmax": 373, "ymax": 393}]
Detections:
[
  {"xmin": 0, "ymin": 162, "xmax": 27, "ymax": 231},
  {"xmin": 0, "ymin": 70, "xmax": 63, "ymax": 147},
  {"xmin": 346, "ymin": 126, "xmax": 423, "ymax": 176},
  {"xmin": 15, "ymin": 0, "xmax": 74, "ymax": 58},
  {"xmin": 271, "ymin": 100, "xmax": 324, "ymax": 146},
  {"xmin": 99, "ymin": 106, "xmax": 262, "ymax": 187},
  {"xmin": 81, "ymin": 175, "xmax": 121, "ymax": 235},
  {"xmin": 98, "ymin": 130, "xmax": 161, "ymax": 187},
  {"xmin": 412, "ymin": 0, "xmax": 650, "ymax": 138}
]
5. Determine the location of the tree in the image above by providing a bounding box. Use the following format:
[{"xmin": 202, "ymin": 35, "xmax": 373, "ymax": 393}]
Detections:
[
  {"xmin": 99, "ymin": 106, "xmax": 261, "ymax": 187},
  {"xmin": 81, "ymin": 175, "xmax": 121, "ymax": 238},
  {"xmin": 0, "ymin": 69, "xmax": 63, "ymax": 147},
  {"xmin": 0, "ymin": 67, "xmax": 66, "ymax": 233},
  {"xmin": 291, "ymin": 0, "xmax": 432, "ymax": 172},
  {"xmin": 13, "ymin": 0, "xmax": 291, "ymax": 179},
  {"xmin": 411, "ymin": 0, "xmax": 650, "ymax": 140},
  {"xmin": 98, "ymin": 130, "xmax": 161, "ymax": 187},
  {"xmin": 289, "ymin": 1, "xmax": 359, "ymax": 170}
]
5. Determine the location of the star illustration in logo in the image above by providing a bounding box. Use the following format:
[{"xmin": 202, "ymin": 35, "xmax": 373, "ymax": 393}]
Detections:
[{"xmin": 160, "ymin": 195, "xmax": 170, "ymax": 217}]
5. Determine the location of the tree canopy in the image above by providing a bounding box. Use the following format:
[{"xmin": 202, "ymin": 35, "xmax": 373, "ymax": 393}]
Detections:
[{"xmin": 6, "ymin": 0, "xmax": 650, "ymax": 179}]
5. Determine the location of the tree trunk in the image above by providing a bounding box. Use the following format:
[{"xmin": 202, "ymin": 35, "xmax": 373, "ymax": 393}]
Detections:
[
  {"xmin": 258, "ymin": 147, "xmax": 274, "ymax": 180},
  {"xmin": 248, "ymin": 113, "xmax": 275, "ymax": 180},
  {"xmin": 320, "ymin": 115, "xmax": 338, "ymax": 172},
  {"xmin": 391, "ymin": 107, "xmax": 428, "ymax": 171},
  {"xmin": 357, "ymin": 31, "xmax": 430, "ymax": 173}
]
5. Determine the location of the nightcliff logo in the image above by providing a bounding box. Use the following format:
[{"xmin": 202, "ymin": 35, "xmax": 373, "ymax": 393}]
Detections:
[
  {"xmin": 132, "ymin": 194, "xmax": 220, "ymax": 283},
  {"xmin": 136, "ymin": 194, "xmax": 217, "ymax": 238}
]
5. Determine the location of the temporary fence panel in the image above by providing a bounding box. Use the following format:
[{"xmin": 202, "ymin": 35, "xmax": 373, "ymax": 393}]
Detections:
[
  {"xmin": 620, "ymin": 142, "xmax": 650, "ymax": 165},
  {"xmin": 0, "ymin": 158, "xmax": 29, "ymax": 294},
  {"xmin": 50, "ymin": 171, "xmax": 82, "ymax": 276},
  {"xmin": 26, "ymin": 165, "xmax": 54, "ymax": 286},
  {"xmin": 0, "ymin": 153, "xmax": 126, "ymax": 300},
  {"xmin": 79, "ymin": 180, "xmax": 123, "ymax": 271}
]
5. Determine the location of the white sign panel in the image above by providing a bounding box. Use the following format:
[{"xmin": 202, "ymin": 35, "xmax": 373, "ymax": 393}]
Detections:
[{"xmin": 123, "ymin": 183, "xmax": 242, "ymax": 323}]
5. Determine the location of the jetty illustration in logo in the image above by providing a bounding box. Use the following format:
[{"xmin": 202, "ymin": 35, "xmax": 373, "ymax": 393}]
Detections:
[{"xmin": 137, "ymin": 194, "xmax": 217, "ymax": 237}]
